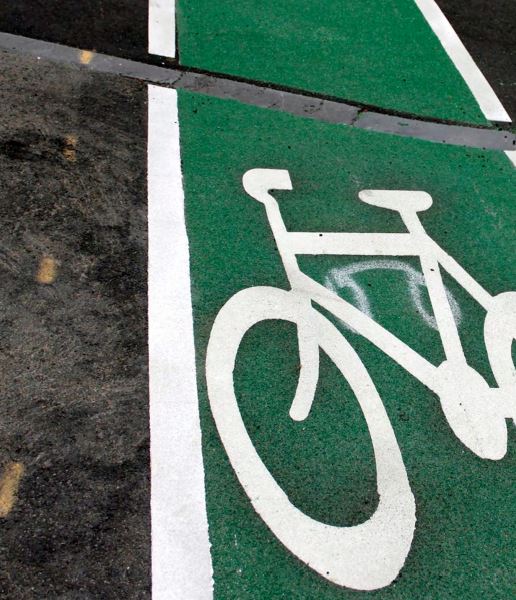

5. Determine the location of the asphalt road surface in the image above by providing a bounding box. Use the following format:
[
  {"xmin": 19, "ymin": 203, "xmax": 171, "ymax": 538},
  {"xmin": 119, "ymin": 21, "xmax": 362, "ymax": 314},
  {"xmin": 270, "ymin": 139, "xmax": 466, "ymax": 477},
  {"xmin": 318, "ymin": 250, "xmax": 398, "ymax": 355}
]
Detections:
[{"xmin": 0, "ymin": 50, "xmax": 150, "ymax": 598}]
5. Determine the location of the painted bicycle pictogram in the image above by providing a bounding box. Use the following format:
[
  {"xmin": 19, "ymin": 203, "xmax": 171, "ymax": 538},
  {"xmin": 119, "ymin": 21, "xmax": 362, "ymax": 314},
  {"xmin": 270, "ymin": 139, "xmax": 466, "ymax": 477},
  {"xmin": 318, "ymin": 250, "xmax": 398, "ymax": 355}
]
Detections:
[{"xmin": 205, "ymin": 169, "xmax": 516, "ymax": 591}]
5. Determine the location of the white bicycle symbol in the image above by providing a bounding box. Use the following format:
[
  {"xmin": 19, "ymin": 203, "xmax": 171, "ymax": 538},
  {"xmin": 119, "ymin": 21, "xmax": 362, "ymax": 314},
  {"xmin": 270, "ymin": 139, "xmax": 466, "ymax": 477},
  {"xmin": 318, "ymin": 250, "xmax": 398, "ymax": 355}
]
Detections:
[{"xmin": 206, "ymin": 169, "xmax": 516, "ymax": 591}]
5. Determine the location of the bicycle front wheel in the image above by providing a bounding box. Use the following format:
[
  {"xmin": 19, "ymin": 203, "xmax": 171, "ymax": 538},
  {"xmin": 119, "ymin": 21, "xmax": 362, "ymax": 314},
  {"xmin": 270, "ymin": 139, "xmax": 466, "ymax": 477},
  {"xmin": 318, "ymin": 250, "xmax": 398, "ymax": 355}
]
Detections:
[
  {"xmin": 484, "ymin": 291, "xmax": 516, "ymax": 392},
  {"xmin": 206, "ymin": 286, "xmax": 415, "ymax": 591}
]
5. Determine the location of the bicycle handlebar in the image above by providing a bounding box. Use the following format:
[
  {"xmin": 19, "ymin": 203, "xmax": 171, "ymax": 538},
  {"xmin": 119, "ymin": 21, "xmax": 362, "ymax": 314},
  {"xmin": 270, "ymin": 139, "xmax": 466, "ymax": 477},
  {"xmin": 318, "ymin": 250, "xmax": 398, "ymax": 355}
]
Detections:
[
  {"xmin": 359, "ymin": 190, "xmax": 433, "ymax": 213},
  {"xmin": 243, "ymin": 169, "xmax": 433, "ymax": 217},
  {"xmin": 243, "ymin": 169, "xmax": 293, "ymax": 204}
]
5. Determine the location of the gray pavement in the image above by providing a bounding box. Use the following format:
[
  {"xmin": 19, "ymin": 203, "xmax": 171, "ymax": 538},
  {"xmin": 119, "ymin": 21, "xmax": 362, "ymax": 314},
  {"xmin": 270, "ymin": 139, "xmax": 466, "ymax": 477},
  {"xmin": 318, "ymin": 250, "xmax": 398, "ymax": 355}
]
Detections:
[{"xmin": 1, "ymin": 34, "xmax": 514, "ymax": 149}]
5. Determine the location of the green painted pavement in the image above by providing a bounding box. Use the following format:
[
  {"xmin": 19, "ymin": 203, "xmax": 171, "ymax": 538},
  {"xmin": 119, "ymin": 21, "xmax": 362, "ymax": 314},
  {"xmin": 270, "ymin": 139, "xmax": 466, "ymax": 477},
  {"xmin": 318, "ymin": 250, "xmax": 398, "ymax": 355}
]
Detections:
[
  {"xmin": 178, "ymin": 91, "xmax": 515, "ymax": 599},
  {"xmin": 177, "ymin": 0, "xmax": 488, "ymax": 125}
]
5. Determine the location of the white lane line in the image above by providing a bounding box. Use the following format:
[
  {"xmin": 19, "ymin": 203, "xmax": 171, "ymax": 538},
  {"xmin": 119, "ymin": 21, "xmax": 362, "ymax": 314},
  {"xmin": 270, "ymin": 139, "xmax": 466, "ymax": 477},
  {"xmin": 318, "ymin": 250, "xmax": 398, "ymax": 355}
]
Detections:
[
  {"xmin": 148, "ymin": 85, "xmax": 213, "ymax": 600},
  {"xmin": 505, "ymin": 151, "xmax": 516, "ymax": 167},
  {"xmin": 149, "ymin": 0, "xmax": 176, "ymax": 58},
  {"xmin": 414, "ymin": 0, "xmax": 511, "ymax": 122}
]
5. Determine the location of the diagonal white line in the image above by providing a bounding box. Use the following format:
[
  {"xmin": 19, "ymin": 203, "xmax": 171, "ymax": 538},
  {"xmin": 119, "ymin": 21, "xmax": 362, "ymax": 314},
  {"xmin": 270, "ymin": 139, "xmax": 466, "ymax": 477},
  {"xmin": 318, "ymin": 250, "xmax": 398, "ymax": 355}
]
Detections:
[
  {"xmin": 148, "ymin": 84, "xmax": 213, "ymax": 599},
  {"xmin": 149, "ymin": 0, "xmax": 176, "ymax": 58},
  {"xmin": 414, "ymin": 0, "xmax": 511, "ymax": 122},
  {"xmin": 505, "ymin": 151, "xmax": 516, "ymax": 168}
]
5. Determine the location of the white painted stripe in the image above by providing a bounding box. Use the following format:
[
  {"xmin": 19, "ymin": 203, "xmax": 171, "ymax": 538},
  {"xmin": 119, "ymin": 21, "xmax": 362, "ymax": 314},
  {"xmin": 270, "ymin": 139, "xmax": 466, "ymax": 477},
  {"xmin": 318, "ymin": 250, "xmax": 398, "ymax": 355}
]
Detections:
[
  {"xmin": 287, "ymin": 232, "xmax": 416, "ymax": 256},
  {"xmin": 149, "ymin": 0, "xmax": 176, "ymax": 58},
  {"xmin": 414, "ymin": 0, "xmax": 511, "ymax": 122},
  {"xmin": 148, "ymin": 84, "xmax": 213, "ymax": 600},
  {"xmin": 505, "ymin": 151, "xmax": 516, "ymax": 167}
]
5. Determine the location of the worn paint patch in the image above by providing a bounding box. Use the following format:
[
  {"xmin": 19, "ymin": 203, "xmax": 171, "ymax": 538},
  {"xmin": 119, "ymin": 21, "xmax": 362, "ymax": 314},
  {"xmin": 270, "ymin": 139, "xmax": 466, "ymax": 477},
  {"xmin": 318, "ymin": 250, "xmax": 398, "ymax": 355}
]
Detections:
[
  {"xmin": 36, "ymin": 256, "xmax": 58, "ymax": 284},
  {"xmin": 0, "ymin": 462, "xmax": 24, "ymax": 517},
  {"xmin": 62, "ymin": 134, "xmax": 77, "ymax": 162},
  {"xmin": 79, "ymin": 49, "xmax": 94, "ymax": 64}
]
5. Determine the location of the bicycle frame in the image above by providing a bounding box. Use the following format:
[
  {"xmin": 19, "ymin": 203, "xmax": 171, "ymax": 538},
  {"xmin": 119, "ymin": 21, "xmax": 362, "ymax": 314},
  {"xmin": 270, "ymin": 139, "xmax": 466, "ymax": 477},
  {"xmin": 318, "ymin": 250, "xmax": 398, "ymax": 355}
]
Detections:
[
  {"xmin": 251, "ymin": 177, "xmax": 492, "ymax": 389},
  {"xmin": 242, "ymin": 169, "xmax": 515, "ymax": 435}
]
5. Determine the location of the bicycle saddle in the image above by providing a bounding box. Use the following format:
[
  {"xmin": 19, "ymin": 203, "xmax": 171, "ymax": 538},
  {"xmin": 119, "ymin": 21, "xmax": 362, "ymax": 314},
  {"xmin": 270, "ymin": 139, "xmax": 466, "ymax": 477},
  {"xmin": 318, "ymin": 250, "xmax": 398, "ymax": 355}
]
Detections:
[{"xmin": 359, "ymin": 190, "xmax": 433, "ymax": 213}]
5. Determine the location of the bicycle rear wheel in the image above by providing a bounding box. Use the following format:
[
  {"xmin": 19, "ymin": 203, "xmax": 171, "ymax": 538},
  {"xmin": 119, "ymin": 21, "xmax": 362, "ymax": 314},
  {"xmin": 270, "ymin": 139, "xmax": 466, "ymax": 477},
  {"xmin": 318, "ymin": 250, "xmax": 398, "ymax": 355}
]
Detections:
[{"xmin": 206, "ymin": 286, "xmax": 415, "ymax": 591}]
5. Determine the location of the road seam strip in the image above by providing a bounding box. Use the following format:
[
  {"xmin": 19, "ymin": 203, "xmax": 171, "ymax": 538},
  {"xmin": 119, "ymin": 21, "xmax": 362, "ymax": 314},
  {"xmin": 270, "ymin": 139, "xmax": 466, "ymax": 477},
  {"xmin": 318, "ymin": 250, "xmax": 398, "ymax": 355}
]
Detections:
[{"xmin": 0, "ymin": 32, "xmax": 514, "ymax": 152}]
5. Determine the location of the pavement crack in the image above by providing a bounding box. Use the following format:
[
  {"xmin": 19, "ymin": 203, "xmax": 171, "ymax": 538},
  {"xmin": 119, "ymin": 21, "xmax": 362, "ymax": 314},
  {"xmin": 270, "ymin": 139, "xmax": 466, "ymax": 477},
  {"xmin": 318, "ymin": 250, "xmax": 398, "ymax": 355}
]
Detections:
[{"xmin": 350, "ymin": 108, "xmax": 364, "ymax": 126}]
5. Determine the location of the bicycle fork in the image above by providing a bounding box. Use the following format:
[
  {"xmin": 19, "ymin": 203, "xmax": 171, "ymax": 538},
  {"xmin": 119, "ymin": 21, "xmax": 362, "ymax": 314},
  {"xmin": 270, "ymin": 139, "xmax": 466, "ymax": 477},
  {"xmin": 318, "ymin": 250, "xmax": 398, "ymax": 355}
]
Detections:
[{"xmin": 289, "ymin": 303, "xmax": 319, "ymax": 421}]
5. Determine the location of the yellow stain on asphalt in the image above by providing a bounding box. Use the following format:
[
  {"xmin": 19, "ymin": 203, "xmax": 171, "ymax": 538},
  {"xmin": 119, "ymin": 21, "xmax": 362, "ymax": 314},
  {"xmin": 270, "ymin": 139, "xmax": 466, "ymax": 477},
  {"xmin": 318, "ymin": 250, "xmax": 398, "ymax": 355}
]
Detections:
[
  {"xmin": 0, "ymin": 462, "xmax": 24, "ymax": 517},
  {"xmin": 63, "ymin": 134, "xmax": 77, "ymax": 162},
  {"xmin": 80, "ymin": 50, "xmax": 95, "ymax": 64},
  {"xmin": 36, "ymin": 256, "xmax": 58, "ymax": 284}
]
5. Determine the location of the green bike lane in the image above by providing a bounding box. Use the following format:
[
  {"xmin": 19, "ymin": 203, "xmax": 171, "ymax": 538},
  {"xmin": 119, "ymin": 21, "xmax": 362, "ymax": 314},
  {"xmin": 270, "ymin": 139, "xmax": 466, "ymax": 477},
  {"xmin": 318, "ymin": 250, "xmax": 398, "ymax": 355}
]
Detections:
[
  {"xmin": 176, "ymin": 0, "xmax": 507, "ymax": 125},
  {"xmin": 150, "ymin": 87, "xmax": 515, "ymax": 599}
]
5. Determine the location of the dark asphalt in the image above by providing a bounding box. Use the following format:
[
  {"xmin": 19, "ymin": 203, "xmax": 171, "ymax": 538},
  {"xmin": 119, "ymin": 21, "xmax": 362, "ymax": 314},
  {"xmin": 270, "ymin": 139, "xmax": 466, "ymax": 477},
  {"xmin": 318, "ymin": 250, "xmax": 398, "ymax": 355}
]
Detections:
[
  {"xmin": 0, "ymin": 0, "xmax": 151, "ymax": 63},
  {"xmin": 0, "ymin": 50, "xmax": 150, "ymax": 598}
]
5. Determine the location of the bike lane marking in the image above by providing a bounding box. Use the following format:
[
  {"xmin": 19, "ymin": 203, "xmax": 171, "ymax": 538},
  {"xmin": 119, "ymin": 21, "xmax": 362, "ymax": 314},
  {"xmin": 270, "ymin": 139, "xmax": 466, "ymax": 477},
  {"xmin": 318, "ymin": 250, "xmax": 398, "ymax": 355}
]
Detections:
[
  {"xmin": 145, "ymin": 2, "xmax": 514, "ymax": 591},
  {"xmin": 175, "ymin": 90, "xmax": 515, "ymax": 598},
  {"xmin": 148, "ymin": 84, "xmax": 213, "ymax": 600},
  {"xmin": 149, "ymin": 0, "xmax": 176, "ymax": 57},
  {"xmin": 413, "ymin": 0, "xmax": 510, "ymax": 122}
]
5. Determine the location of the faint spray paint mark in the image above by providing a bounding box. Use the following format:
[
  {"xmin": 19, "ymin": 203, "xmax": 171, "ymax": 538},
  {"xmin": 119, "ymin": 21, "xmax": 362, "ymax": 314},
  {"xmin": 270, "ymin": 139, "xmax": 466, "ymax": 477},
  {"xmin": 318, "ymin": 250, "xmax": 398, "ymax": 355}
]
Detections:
[
  {"xmin": 0, "ymin": 462, "xmax": 24, "ymax": 517},
  {"xmin": 324, "ymin": 259, "xmax": 462, "ymax": 331},
  {"xmin": 36, "ymin": 256, "xmax": 58, "ymax": 284}
]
